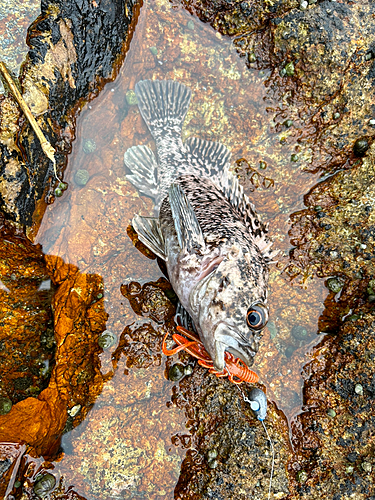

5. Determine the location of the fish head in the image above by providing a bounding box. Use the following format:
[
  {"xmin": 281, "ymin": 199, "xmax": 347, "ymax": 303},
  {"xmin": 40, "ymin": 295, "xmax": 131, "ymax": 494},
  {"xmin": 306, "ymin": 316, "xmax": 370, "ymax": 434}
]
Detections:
[{"xmin": 189, "ymin": 243, "xmax": 269, "ymax": 372}]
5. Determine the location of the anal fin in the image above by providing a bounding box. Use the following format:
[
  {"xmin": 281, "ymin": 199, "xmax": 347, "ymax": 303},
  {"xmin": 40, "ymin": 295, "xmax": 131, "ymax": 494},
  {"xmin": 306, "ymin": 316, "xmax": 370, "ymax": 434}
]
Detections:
[
  {"xmin": 168, "ymin": 184, "xmax": 205, "ymax": 253},
  {"xmin": 132, "ymin": 215, "xmax": 166, "ymax": 260},
  {"xmin": 124, "ymin": 145, "xmax": 158, "ymax": 198}
]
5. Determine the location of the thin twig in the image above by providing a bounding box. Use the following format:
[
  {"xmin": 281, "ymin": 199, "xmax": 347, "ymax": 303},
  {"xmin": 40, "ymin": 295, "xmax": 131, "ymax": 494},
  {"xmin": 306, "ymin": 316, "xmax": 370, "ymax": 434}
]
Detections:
[{"xmin": 0, "ymin": 61, "xmax": 61, "ymax": 182}]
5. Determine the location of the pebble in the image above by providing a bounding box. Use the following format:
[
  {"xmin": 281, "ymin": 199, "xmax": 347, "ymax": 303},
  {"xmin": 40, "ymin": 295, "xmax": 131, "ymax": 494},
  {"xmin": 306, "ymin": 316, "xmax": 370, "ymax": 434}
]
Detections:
[
  {"xmin": 247, "ymin": 52, "xmax": 256, "ymax": 63},
  {"xmin": 300, "ymin": 0, "xmax": 308, "ymax": 10},
  {"xmin": 267, "ymin": 321, "xmax": 278, "ymax": 339},
  {"xmin": 98, "ymin": 330, "xmax": 117, "ymax": 349},
  {"xmin": 125, "ymin": 90, "xmax": 138, "ymax": 106},
  {"xmin": 354, "ymin": 384, "xmax": 363, "ymax": 396},
  {"xmin": 327, "ymin": 408, "xmax": 336, "ymax": 418},
  {"xmin": 296, "ymin": 470, "xmax": 308, "ymax": 483},
  {"xmin": 33, "ymin": 473, "xmax": 56, "ymax": 498},
  {"xmin": 0, "ymin": 396, "xmax": 12, "ymax": 415},
  {"xmin": 184, "ymin": 364, "xmax": 194, "ymax": 376},
  {"xmin": 291, "ymin": 325, "xmax": 309, "ymax": 341},
  {"xmin": 58, "ymin": 181, "xmax": 68, "ymax": 191},
  {"xmin": 285, "ymin": 345, "xmax": 295, "ymax": 358},
  {"xmin": 74, "ymin": 169, "xmax": 90, "ymax": 187},
  {"xmin": 362, "ymin": 462, "xmax": 372, "ymax": 473},
  {"xmin": 208, "ymin": 459, "xmax": 218, "ymax": 469},
  {"xmin": 168, "ymin": 363, "xmax": 185, "ymax": 382},
  {"xmin": 353, "ymin": 138, "xmax": 369, "ymax": 157},
  {"xmin": 285, "ymin": 61, "xmax": 295, "ymax": 76},
  {"xmin": 68, "ymin": 404, "xmax": 82, "ymax": 417},
  {"xmin": 82, "ymin": 138, "xmax": 97, "ymax": 154},
  {"xmin": 327, "ymin": 277, "xmax": 344, "ymax": 294}
]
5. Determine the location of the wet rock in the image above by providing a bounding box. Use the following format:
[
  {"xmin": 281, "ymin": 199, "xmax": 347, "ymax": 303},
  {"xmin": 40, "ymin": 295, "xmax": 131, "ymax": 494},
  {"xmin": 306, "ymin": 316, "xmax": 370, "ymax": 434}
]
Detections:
[
  {"xmin": 290, "ymin": 147, "xmax": 375, "ymax": 288},
  {"xmin": 121, "ymin": 278, "xmax": 176, "ymax": 324},
  {"xmin": 291, "ymin": 312, "xmax": 375, "ymax": 498},
  {"xmin": 0, "ymin": 0, "xmax": 139, "ymax": 227},
  {"xmin": 173, "ymin": 369, "xmax": 290, "ymax": 499},
  {"xmin": 0, "ymin": 220, "xmax": 55, "ymax": 407},
  {"xmin": 0, "ymin": 252, "xmax": 108, "ymax": 456}
]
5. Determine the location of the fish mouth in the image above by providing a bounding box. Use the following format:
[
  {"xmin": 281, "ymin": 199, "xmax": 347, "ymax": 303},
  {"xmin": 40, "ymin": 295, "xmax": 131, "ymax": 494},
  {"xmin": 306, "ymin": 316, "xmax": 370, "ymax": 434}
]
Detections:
[{"xmin": 212, "ymin": 323, "xmax": 258, "ymax": 372}]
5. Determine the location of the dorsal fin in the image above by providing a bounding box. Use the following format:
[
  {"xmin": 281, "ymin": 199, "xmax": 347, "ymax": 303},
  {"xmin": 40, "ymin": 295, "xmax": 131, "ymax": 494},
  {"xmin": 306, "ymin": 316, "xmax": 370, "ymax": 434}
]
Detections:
[
  {"xmin": 185, "ymin": 136, "xmax": 277, "ymax": 261},
  {"xmin": 220, "ymin": 172, "xmax": 277, "ymax": 261},
  {"xmin": 184, "ymin": 137, "xmax": 231, "ymax": 185}
]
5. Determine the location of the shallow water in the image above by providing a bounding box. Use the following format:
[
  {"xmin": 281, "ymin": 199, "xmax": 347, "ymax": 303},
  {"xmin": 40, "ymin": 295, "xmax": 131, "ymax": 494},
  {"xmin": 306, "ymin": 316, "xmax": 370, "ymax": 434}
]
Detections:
[
  {"xmin": 3, "ymin": 0, "xmax": 335, "ymax": 497},
  {"xmin": 0, "ymin": 0, "xmax": 40, "ymax": 92}
]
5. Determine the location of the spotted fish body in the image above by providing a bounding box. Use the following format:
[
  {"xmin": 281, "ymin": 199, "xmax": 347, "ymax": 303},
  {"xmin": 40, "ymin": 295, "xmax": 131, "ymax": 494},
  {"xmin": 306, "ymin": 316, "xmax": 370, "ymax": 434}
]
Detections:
[{"xmin": 124, "ymin": 80, "xmax": 277, "ymax": 372}]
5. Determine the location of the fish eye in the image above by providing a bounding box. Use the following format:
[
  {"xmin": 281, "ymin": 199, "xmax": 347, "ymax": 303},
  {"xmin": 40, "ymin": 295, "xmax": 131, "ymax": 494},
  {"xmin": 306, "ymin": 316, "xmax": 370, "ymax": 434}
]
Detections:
[{"xmin": 246, "ymin": 303, "xmax": 268, "ymax": 330}]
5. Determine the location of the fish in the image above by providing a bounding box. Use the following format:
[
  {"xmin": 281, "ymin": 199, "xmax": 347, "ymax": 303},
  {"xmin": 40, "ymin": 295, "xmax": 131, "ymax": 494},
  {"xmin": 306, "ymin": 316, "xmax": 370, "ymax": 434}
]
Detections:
[{"xmin": 124, "ymin": 80, "xmax": 277, "ymax": 372}]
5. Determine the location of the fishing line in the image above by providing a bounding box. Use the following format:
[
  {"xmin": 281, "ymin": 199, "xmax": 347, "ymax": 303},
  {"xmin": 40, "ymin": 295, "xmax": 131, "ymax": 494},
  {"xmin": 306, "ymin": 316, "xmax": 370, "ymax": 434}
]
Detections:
[
  {"xmin": 261, "ymin": 419, "xmax": 275, "ymax": 500},
  {"xmin": 236, "ymin": 384, "xmax": 274, "ymax": 500}
]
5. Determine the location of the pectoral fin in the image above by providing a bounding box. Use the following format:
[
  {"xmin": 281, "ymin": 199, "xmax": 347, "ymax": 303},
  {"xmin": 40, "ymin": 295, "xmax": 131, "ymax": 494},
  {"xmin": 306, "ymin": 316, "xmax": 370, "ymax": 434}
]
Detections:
[
  {"xmin": 168, "ymin": 183, "xmax": 205, "ymax": 253},
  {"xmin": 132, "ymin": 215, "xmax": 166, "ymax": 260}
]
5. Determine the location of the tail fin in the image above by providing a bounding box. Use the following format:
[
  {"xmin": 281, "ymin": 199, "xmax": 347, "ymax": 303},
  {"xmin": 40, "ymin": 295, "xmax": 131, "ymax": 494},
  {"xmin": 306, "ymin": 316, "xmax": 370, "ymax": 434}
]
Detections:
[{"xmin": 134, "ymin": 80, "xmax": 191, "ymax": 137}]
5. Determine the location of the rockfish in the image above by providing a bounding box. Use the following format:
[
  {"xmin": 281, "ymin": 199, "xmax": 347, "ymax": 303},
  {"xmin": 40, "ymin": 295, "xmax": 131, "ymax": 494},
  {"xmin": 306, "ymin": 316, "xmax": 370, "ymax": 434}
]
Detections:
[{"xmin": 124, "ymin": 80, "xmax": 277, "ymax": 372}]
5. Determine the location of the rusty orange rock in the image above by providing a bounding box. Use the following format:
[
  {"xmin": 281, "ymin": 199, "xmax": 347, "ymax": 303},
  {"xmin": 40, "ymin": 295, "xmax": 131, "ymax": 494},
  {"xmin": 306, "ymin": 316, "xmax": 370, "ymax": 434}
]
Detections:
[{"xmin": 0, "ymin": 225, "xmax": 108, "ymax": 457}]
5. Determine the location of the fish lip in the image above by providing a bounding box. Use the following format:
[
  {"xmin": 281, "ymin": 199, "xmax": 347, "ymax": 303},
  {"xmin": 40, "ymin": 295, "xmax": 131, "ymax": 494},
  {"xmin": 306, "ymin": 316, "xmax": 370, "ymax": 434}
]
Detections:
[{"xmin": 213, "ymin": 323, "xmax": 257, "ymax": 370}]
